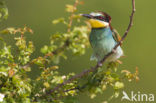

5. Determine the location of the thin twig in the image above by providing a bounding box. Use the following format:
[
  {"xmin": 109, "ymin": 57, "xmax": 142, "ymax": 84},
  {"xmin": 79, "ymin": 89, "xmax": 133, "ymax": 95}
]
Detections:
[
  {"xmin": 67, "ymin": 0, "xmax": 79, "ymax": 32},
  {"xmin": 46, "ymin": 0, "xmax": 136, "ymax": 95}
]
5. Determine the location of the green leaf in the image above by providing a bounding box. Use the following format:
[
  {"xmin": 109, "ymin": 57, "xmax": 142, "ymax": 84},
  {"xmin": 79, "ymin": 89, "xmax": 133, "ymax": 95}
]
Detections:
[
  {"xmin": 114, "ymin": 81, "xmax": 124, "ymax": 89},
  {"xmin": 52, "ymin": 18, "xmax": 67, "ymax": 24}
]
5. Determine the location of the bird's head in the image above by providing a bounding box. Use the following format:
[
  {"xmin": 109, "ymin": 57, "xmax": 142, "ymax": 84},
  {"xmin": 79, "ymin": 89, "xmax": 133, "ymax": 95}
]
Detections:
[{"xmin": 81, "ymin": 12, "xmax": 112, "ymax": 29}]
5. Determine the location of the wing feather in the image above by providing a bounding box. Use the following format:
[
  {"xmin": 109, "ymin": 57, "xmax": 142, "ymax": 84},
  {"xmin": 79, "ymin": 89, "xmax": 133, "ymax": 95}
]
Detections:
[{"xmin": 112, "ymin": 29, "xmax": 121, "ymax": 44}]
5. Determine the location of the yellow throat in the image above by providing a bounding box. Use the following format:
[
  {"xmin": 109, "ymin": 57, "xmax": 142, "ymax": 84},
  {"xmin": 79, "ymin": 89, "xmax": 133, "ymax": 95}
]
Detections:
[{"xmin": 88, "ymin": 19, "xmax": 108, "ymax": 28}]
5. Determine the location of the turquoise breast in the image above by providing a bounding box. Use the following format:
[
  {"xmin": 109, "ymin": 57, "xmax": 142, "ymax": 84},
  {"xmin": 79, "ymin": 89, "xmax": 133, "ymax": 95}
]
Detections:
[{"xmin": 89, "ymin": 27, "xmax": 123, "ymax": 62}]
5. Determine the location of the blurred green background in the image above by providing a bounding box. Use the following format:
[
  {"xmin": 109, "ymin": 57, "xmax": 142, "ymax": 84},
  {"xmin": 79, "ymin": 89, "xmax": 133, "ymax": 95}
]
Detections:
[{"xmin": 1, "ymin": 0, "xmax": 156, "ymax": 102}]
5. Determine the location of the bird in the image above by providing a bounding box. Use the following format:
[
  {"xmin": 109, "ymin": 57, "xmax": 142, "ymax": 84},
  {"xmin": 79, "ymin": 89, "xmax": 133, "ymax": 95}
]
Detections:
[{"xmin": 81, "ymin": 12, "xmax": 123, "ymax": 62}]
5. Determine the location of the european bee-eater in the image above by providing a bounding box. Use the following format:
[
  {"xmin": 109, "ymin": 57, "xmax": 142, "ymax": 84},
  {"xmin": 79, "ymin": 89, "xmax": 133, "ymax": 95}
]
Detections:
[{"xmin": 82, "ymin": 12, "xmax": 123, "ymax": 62}]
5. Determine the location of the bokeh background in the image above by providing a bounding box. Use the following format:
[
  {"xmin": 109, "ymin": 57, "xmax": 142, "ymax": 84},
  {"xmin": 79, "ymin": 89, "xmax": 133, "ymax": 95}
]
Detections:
[{"xmin": 1, "ymin": 0, "xmax": 156, "ymax": 103}]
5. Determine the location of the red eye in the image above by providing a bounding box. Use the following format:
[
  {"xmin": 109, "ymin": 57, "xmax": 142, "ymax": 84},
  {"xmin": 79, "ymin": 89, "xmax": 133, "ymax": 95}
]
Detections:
[
  {"xmin": 94, "ymin": 16, "xmax": 104, "ymax": 20},
  {"xmin": 99, "ymin": 16, "xmax": 103, "ymax": 19}
]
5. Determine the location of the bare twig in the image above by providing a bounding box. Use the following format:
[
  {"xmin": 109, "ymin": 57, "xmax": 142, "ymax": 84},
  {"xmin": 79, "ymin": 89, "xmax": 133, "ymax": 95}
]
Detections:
[{"xmin": 46, "ymin": 0, "xmax": 136, "ymax": 95}]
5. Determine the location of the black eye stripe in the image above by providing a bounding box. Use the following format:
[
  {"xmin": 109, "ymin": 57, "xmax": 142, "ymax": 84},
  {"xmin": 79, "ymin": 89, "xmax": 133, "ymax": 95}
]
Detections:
[
  {"xmin": 94, "ymin": 16, "xmax": 104, "ymax": 20},
  {"xmin": 105, "ymin": 18, "xmax": 109, "ymax": 22}
]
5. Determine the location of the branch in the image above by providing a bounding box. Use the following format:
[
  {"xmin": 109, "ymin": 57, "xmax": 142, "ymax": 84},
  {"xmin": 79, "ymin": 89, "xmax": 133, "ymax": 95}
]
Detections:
[
  {"xmin": 67, "ymin": 0, "xmax": 79, "ymax": 32},
  {"xmin": 45, "ymin": 0, "xmax": 136, "ymax": 95}
]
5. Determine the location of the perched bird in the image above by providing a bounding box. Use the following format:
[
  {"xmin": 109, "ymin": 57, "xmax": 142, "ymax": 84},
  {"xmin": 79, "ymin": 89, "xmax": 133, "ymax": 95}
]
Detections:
[{"xmin": 82, "ymin": 12, "xmax": 123, "ymax": 62}]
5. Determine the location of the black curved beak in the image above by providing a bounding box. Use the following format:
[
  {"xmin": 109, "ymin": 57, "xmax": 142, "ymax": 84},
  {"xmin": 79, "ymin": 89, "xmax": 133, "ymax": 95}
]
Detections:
[{"xmin": 81, "ymin": 14, "xmax": 93, "ymax": 19}]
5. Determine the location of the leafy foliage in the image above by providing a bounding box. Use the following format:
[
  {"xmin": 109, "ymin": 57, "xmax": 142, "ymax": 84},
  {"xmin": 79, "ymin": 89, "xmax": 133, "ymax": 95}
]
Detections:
[
  {"xmin": 0, "ymin": 0, "xmax": 139, "ymax": 103},
  {"xmin": 0, "ymin": 0, "xmax": 8, "ymax": 22}
]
